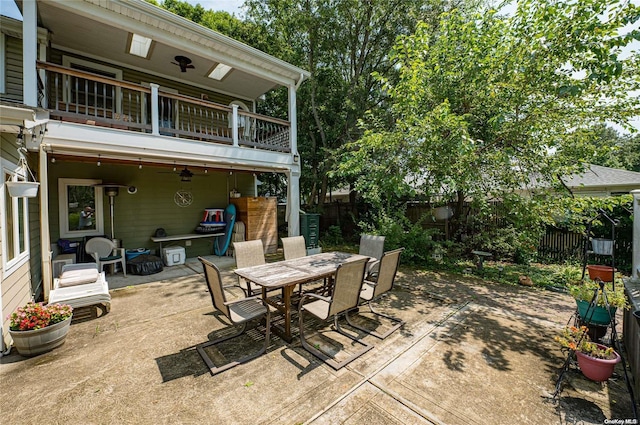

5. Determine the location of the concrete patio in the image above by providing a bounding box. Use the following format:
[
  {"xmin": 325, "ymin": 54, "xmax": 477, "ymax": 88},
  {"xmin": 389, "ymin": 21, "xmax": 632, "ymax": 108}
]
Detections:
[{"xmin": 1, "ymin": 256, "xmax": 636, "ymax": 424}]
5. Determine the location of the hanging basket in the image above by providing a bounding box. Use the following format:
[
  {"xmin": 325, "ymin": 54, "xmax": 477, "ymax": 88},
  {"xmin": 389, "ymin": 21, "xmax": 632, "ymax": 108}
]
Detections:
[
  {"xmin": 6, "ymin": 181, "xmax": 40, "ymax": 198},
  {"xmin": 433, "ymin": 206, "xmax": 453, "ymax": 221},
  {"xmin": 586, "ymin": 265, "xmax": 615, "ymax": 282},
  {"xmin": 591, "ymin": 238, "xmax": 613, "ymax": 255}
]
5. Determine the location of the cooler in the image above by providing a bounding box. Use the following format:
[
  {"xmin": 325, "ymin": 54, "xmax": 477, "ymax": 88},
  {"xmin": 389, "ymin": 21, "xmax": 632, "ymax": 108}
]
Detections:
[{"xmin": 162, "ymin": 246, "xmax": 186, "ymax": 266}]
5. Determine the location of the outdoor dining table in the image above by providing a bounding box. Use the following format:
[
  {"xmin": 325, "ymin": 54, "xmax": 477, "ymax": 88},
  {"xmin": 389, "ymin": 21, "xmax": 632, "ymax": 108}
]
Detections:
[{"xmin": 234, "ymin": 251, "xmax": 370, "ymax": 342}]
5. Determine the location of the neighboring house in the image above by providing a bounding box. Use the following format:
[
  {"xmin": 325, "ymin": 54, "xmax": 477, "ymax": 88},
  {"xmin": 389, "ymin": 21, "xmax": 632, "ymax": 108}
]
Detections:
[
  {"xmin": 0, "ymin": 0, "xmax": 309, "ymax": 351},
  {"xmin": 560, "ymin": 164, "xmax": 640, "ymax": 197}
]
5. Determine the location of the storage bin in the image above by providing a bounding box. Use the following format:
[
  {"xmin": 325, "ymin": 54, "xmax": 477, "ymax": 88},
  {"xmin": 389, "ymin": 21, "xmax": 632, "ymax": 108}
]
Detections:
[{"xmin": 162, "ymin": 247, "xmax": 186, "ymax": 266}]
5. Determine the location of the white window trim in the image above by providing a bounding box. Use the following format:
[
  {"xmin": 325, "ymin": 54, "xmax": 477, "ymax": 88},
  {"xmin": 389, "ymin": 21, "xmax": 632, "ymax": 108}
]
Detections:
[
  {"xmin": 1, "ymin": 158, "xmax": 30, "ymax": 275},
  {"xmin": 58, "ymin": 178, "xmax": 104, "ymax": 238},
  {"xmin": 62, "ymin": 56, "xmax": 123, "ymax": 114}
]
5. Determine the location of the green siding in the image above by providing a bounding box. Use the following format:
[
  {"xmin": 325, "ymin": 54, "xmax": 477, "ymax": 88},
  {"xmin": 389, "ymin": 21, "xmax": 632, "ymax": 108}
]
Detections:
[
  {"xmin": 48, "ymin": 162, "xmax": 256, "ymax": 258},
  {"xmin": 4, "ymin": 34, "xmax": 23, "ymax": 102}
]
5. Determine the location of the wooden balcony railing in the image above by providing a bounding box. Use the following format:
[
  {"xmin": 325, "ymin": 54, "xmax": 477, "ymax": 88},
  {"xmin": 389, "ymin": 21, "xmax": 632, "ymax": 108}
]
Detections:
[{"xmin": 37, "ymin": 62, "xmax": 291, "ymax": 153}]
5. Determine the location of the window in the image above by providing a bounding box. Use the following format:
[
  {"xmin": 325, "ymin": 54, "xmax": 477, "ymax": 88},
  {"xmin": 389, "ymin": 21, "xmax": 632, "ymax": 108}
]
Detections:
[
  {"xmin": 58, "ymin": 178, "xmax": 104, "ymax": 238},
  {"xmin": 2, "ymin": 160, "xmax": 29, "ymax": 273}
]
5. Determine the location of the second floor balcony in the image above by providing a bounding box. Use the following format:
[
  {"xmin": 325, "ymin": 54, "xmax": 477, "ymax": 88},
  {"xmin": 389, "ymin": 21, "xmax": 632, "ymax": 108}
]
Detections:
[{"xmin": 38, "ymin": 61, "xmax": 292, "ymax": 153}]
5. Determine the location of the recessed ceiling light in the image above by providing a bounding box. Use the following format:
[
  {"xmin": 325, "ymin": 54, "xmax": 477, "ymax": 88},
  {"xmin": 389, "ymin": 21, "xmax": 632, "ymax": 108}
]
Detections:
[
  {"xmin": 208, "ymin": 63, "xmax": 232, "ymax": 80},
  {"xmin": 129, "ymin": 33, "xmax": 152, "ymax": 58}
]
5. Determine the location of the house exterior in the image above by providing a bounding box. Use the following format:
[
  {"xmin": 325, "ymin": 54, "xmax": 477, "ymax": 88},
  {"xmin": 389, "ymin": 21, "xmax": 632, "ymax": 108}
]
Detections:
[{"xmin": 0, "ymin": 0, "xmax": 309, "ymax": 352}]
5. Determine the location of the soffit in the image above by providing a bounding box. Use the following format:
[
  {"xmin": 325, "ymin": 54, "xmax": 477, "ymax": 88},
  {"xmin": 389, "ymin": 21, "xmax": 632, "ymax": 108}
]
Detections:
[{"xmin": 27, "ymin": 0, "xmax": 308, "ymax": 100}]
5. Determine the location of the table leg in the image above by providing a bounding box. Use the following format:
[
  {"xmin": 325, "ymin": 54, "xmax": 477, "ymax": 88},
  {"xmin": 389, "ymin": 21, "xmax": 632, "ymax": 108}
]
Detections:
[{"xmin": 283, "ymin": 285, "xmax": 294, "ymax": 342}]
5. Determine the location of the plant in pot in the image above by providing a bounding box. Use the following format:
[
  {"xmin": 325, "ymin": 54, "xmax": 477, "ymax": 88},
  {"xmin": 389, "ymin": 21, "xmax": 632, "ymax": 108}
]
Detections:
[
  {"xmin": 568, "ymin": 280, "xmax": 629, "ymax": 328},
  {"xmin": 555, "ymin": 325, "xmax": 621, "ymax": 382},
  {"xmin": 7, "ymin": 302, "xmax": 73, "ymax": 357}
]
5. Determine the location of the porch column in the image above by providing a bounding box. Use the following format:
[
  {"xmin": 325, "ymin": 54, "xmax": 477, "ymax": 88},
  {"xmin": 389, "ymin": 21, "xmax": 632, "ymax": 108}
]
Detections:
[
  {"xmin": 288, "ymin": 83, "xmax": 298, "ymax": 156},
  {"xmin": 232, "ymin": 104, "xmax": 239, "ymax": 147},
  {"xmin": 150, "ymin": 83, "xmax": 160, "ymax": 135},
  {"xmin": 632, "ymin": 189, "xmax": 640, "ymax": 282},
  {"xmin": 287, "ymin": 169, "xmax": 301, "ymax": 236},
  {"xmin": 22, "ymin": 0, "xmax": 37, "ymax": 106},
  {"xmin": 39, "ymin": 144, "xmax": 53, "ymax": 300}
]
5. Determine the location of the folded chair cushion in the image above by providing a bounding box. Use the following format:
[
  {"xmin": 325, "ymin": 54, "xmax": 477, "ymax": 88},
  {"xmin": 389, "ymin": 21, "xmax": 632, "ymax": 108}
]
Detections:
[
  {"xmin": 57, "ymin": 268, "xmax": 100, "ymax": 287},
  {"xmin": 100, "ymin": 255, "xmax": 122, "ymax": 261}
]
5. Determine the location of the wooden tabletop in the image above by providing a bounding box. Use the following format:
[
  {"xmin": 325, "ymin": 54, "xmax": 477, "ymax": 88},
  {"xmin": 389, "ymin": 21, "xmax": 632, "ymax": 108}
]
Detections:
[{"xmin": 234, "ymin": 251, "xmax": 370, "ymax": 289}]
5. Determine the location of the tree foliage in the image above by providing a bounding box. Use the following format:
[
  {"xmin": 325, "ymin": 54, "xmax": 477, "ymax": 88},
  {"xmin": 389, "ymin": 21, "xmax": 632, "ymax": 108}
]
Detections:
[
  {"xmin": 245, "ymin": 0, "xmax": 449, "ymax": 207},
  {"xmin": 338, "ymin": 0, "xmax": 640, "ymax": 211}
]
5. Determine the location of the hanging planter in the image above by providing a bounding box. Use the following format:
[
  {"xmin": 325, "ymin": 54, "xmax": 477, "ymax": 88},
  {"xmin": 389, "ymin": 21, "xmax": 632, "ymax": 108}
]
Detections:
[
  {"xmin": 591, "ymin": 238, "xmax": 613, "ymax": 256},
  {"xmin": 6, "ymin": 181, "xmax": 40, "ymax": 198},
  {"xmin": 433, "ymin": 205, "xmax": 453, "ymax": 220},
  {"xmin": 7, "ymin": 137, "xmax": 40, "ymax": 198}
]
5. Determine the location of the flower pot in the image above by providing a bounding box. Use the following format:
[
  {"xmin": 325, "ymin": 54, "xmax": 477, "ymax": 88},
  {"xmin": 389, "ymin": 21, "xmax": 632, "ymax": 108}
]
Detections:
[
  {"xmin": 591, "ymin": 238, "xmax": 613, "ymax": 256},
  {"xmin": 575, "ymin": 344, "xmax": 621, "ymax": 382},
  {"xmin": 576, "ymin": 299, "xmax": 616, "ymax": 326},
  {"xmin": 433, "ymin": 206, "xmax": 453, "ymax": 220},
  {"xmin": 586, "ymin": 265, "xmax": 615, "ymax": 282},
  {"xmin": 5, "ymin": 181, "xmax": 40, "ymax": 198},
  {"xmin": 8, "ymin": 317, "xmax": 71, "ymax": 357}
]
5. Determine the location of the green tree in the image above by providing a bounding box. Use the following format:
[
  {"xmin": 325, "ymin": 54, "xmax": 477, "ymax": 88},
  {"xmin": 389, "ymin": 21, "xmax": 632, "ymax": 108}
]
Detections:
[
  {"xmin": 245, "ymin": 0, "xmax": 446, "ymax": 207},
  {"xmin": 339, "ymin": 0, "xmax": 640, "ymax": 216}
]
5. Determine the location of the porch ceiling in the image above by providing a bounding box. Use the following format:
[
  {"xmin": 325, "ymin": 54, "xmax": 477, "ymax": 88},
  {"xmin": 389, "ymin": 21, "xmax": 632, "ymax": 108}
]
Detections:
[{"xmin": 26, "ymin": 0, "xmax": 308, "ymax": 100}]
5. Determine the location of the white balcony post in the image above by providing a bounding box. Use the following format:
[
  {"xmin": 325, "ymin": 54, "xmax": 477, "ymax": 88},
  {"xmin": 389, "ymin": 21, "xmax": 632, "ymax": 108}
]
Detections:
[
  {"xmin": 632, "ymin": 189, "xmax": 640, "ymax": 282},
  {"xmin": 22, "ymin": 0, "xmax": 38, "ymax": 106},
  {"xmin": 150, "ymin": 83, "xmax": 160, "ymax": 135},
  {"xmin": 288, "ymin": 83, "xmax": 298, "ymax": 155},
  {"xmin": 232, "ymin": 104, "xmax": 239, "ymax": 147},
  {"xmin": 287, "ymin": 170, "xmax": 301, "ymax": 236}
]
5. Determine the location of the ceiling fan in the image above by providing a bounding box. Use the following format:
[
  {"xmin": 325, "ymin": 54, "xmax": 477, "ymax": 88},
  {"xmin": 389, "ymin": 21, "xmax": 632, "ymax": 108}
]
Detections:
[{"xmin": 172, "ymin": 55, "xmax": 195, "ymax": 72}]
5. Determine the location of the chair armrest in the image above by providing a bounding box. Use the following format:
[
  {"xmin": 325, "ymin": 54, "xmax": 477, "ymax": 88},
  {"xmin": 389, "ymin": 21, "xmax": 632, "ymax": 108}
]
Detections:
[
  {"xmin": 300, "ymin": 292, "xmax": 331, "ymax": 304},
  {"xmin": 363, "ymin": 279, "xmax": 377, "ymax": 287},
  {"xmin": 114, "ymin": 247, "xmax": 125, "ymax": 257},
  {"xmin": 223, "ymin": 294, "xmax": 262, "ymax": 306}
]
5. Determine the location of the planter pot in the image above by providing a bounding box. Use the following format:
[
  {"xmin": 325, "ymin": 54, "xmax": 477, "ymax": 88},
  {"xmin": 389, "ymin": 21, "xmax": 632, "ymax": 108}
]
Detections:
[
  {"xmin": 591, "ymin": 238, "xmax": 613, "ymax": 256},
  {"xmin": 576, "ymin": 299, "xmax": 617, "ymax": 326},
  {"xmin": 5, "ymin": 181, "xmax": 40, "ymax": 198},
  {"xmin": 575, "ymin": 344, "xmax": 621, "ymax": 382},
  {"xmin": 8, "ymin": 317, "xmax": 71, "ymax": 357},
  {"xmin": 586, "ymin": 265, "xmax": 615, "ymax": 282},
  {"xmin": 433, "ymin": 206, "xmax": 453, "ymax": 221}
]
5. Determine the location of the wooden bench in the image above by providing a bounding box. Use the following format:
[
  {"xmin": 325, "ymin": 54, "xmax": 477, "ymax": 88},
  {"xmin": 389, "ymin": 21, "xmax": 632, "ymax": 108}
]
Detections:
[{"xmin": 151, "ymin": 232, "xmax": 224, "ymax": 253}]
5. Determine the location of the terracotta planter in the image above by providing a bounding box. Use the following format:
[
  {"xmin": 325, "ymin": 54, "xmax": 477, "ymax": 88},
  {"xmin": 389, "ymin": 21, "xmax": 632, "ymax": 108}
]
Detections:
[
  {"xmin": 575, "ymin": 344, "xmax": 621, "ymax": 382},
  {"xmin": 9, "ymin": 318, "xmax": 71, "ymax": 357},
  {"xmin": 5, "ymin": 181, "xmax": 40, "ymax": 198},
  {"xmin": 586, "ymin": 265, "xmax": 615, "ymax": 282}
]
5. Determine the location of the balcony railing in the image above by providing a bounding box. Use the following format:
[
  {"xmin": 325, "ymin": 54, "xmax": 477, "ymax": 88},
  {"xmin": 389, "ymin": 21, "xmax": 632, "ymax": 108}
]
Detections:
[{"xmin": 37, "ymin": 62, "xmax": 291, "ymax": 153}]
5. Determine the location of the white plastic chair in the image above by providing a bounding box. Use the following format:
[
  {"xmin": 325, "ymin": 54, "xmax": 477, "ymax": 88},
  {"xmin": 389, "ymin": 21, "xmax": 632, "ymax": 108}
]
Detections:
[{"xmin": 85, "ymin": 237, "xmax": 126, "ymax": 276}]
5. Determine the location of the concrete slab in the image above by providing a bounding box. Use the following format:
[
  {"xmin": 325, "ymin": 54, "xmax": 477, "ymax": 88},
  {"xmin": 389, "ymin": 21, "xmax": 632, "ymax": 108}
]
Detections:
[{"xmin": 1, "ymin": 265, "xmax": 636, "ymax": 424}]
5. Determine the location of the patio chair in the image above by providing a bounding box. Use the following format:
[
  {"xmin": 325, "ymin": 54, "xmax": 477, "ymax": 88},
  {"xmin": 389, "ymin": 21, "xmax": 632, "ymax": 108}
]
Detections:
[
  {"xmin": 197, "ymin": 257, "xmax": 271, "ymax": 376},
  {"xmin": 281, "ymin": 236, "xmax": 307, "ymax": 260},
  {"xmin": 85, "ymin": 237, "xmax": 126, "ymax": 277},
  {"xmin": 358, "ymin": 234, "xmax": 385, "ymax": 278},
  {"xmin": 298, "ymin": 257, "xmax": 372, "ymax": 370},
  {"xmin": 233, "ymin": 239, "xmax": 266, "ymax": 296},
  {"xmin": 346, "ymin": 248, "xmax": 404, "ymax": 339}
]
